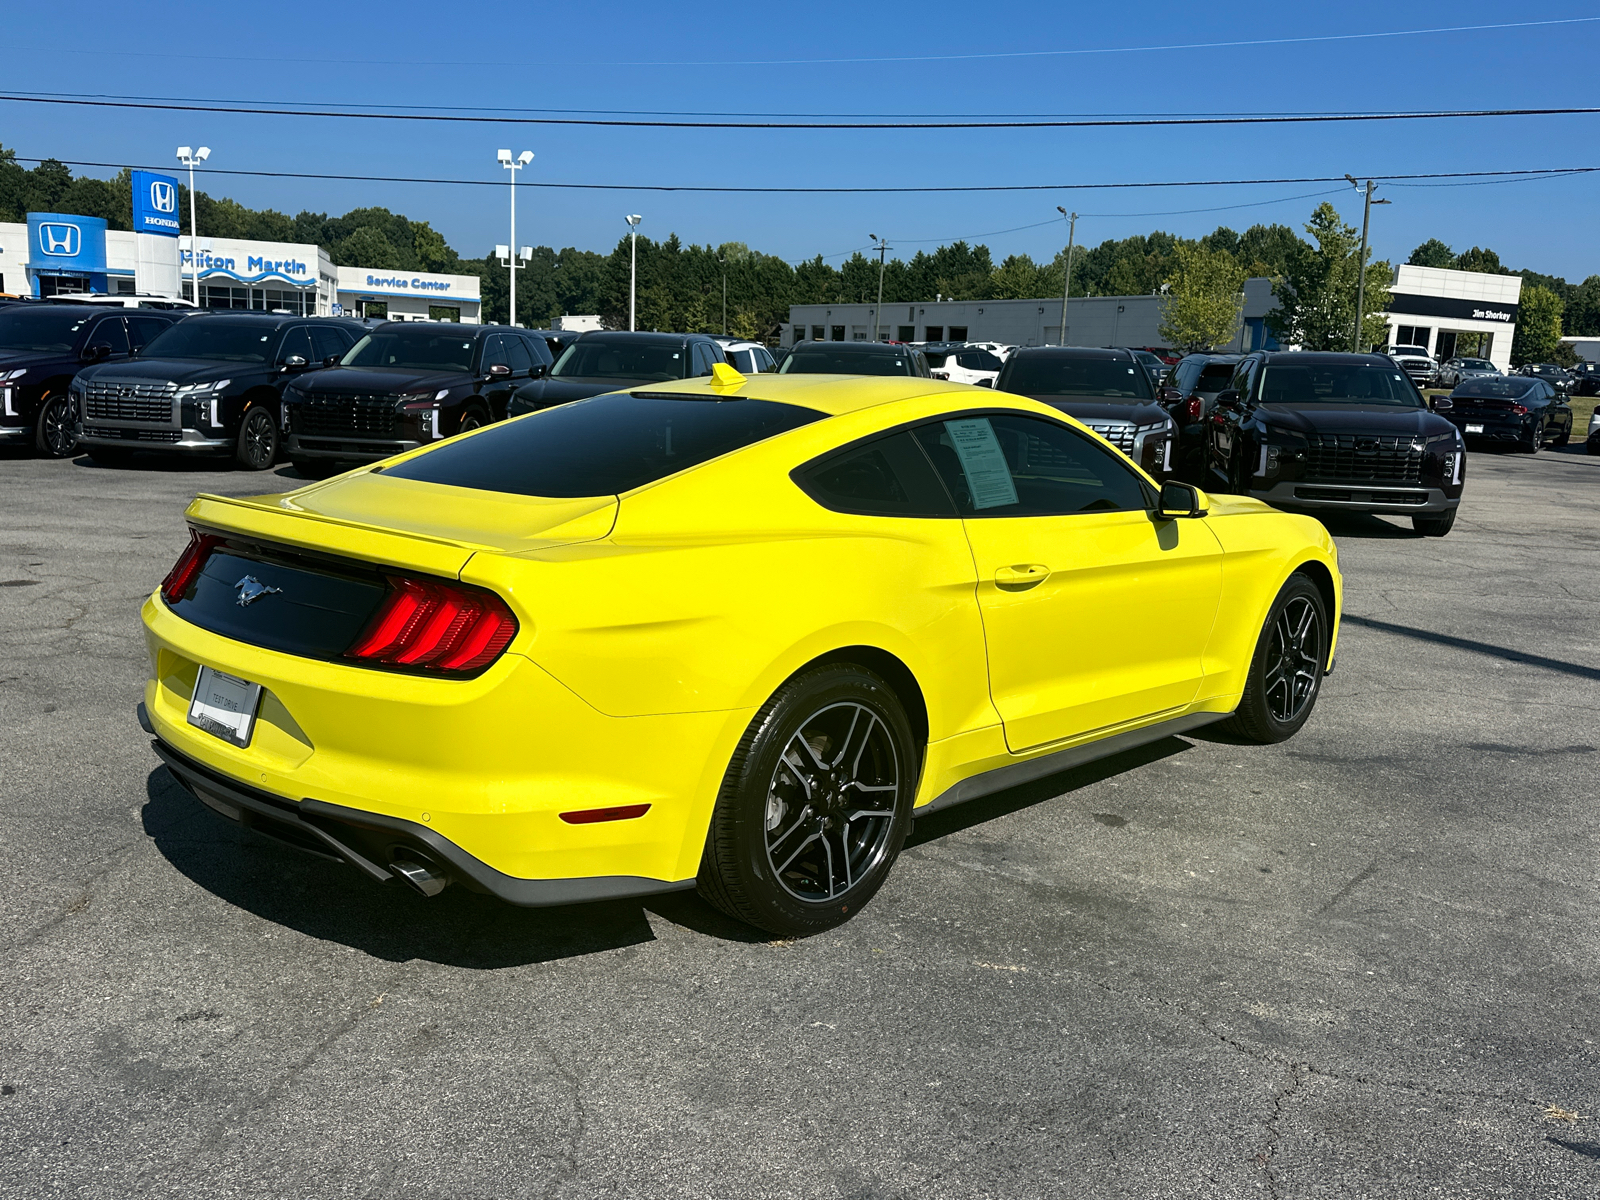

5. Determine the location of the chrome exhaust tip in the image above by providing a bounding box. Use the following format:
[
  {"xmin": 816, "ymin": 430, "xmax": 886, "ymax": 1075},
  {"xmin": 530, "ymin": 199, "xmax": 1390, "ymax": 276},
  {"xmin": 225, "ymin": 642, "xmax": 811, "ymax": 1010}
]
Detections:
[{"xmin": 390, "ymin": 857, "xmax": 449, "ymax": 897}]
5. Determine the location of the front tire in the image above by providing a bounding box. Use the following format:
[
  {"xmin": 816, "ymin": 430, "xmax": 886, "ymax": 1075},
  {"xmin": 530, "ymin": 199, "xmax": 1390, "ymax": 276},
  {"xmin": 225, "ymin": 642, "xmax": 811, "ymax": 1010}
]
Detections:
[
  {"xmin": 697, "ymin": 663, "xmax": 916, "ymax": 937},
  {"xmin": 235, "ymin": 405, "xmax": 278, "ymax": 470},
  {"xmin": 1412, "ymin": 509, "xmax": 1456, "ymax": 537},
  {"xmin": 34, "ymin": 394, "xmax": 77, "ymax": 458},
  {"xmin": 1220, "ymin": 575, "xmax": 1327, "ymax": 745}
]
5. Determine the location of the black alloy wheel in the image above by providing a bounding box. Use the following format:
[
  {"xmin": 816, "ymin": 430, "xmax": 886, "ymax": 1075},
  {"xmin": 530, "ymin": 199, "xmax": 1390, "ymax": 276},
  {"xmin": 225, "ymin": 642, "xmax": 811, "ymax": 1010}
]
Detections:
[
  {"xmin": 1553, "ymin": 420, "xmax": 1571, "ymax": 446},
  {"xmin": 1412, "ymin": 508, "xmax": 1456, "ymax": 537},
  {"xmin": 1221, "ymin": 574, "xmax": 1326, "ymax": 744},
  {"xmin": 235, "ymin": 406, "xmax": 278, "ymax": 471},
  {"xmin": 1522, "ymin": 420, "xmax": 1544, "ymax": 454},
  {"xmin": 699, "ymin": 663, "xmax": 916, "ymax": 936},
  {"xmin": 34, "ymin": 394, "xmax": 77, "ymax": 458}
]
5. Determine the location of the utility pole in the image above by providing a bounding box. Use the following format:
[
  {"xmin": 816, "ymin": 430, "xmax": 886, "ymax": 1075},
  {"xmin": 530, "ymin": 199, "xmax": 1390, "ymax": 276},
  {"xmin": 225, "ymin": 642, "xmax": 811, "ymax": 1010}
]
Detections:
[
  {"xmin": 1056, "ymin": 207, "xmax": 1077, "ymax": 346},
  {"xmin": 870, "ymin": 233, "xmax": 889, "ymax": 341},
  {"xmin": 1345, "ymin": 175, "xmax": 1390, "ymax": 353}
]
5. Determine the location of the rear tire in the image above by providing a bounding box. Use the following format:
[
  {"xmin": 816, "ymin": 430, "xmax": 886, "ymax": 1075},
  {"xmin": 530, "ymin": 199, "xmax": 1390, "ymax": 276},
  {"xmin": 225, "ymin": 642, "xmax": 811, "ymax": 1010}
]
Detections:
[
  {"xmin": 1219, "ymin": 575, "xmax": 1327, "ymax": 745},
  {"xmin": 235, "ymin": 406, "xmax": 279, "ymax": 471},
  {"xmin": 1521, "ymin": 422, "xmax": 1544, "ymax": 453},
  {"xmin": 697, "ymin": 663, "xmax": 916, "ymax": 937},
  {"xmin": 1412, "ymin": 509, "xmax": 1456, "ymax": 537},
  {"xmin": 34, "ymin": 394, "xmax": 77, "ymax": 458}
]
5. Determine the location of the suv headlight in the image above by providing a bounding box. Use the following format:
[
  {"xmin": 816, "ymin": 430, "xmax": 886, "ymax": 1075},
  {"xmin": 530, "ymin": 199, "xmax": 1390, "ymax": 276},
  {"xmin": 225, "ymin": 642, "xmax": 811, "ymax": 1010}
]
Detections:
[{"xmin": 176, "ymin": 379, "xmax": 230, "ymax": 396}]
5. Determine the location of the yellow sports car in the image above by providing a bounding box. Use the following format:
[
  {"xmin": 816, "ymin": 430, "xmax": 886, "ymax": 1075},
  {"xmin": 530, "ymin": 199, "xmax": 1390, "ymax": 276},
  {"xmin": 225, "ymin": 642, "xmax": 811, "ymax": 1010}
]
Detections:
[{"xmin": 140, "ymin": 366, "xmax": 1341, "ymax": 936}]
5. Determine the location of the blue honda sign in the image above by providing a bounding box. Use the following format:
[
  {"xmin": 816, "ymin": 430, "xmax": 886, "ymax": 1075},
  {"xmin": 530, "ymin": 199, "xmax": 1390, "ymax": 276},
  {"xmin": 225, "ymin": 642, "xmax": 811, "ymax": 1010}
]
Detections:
[
  {"xmin": 27, "ymin": 213, "xmax": 108, "ymax": 272},
  {"xmin": 132, "ymin": 171, "xmax": 182, "ymax": 237}
]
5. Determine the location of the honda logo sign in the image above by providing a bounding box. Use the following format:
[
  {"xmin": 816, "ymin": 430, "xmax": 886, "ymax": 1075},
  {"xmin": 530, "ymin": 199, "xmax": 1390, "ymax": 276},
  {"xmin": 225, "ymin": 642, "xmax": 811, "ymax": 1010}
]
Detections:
[
  {"xmin": 38, "ymin": 223, "xmax": 81, "ymax": 257},
  {"xmin": 150, "ymin": 180, "xmax": 177, "ymax": 213}
]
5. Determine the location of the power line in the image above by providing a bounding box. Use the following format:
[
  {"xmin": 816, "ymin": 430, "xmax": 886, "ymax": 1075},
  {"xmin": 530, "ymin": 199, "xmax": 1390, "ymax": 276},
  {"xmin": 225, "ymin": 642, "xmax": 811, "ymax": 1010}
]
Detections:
[
  {"xmin": 9, "ymin": 16, "xmax": 1596, "ymax": 70},
  {"xmin": 2, "ymin": 92, "xmax": 1598, "ymax": 130},
  {"xmin": 17, "ymin": 158, "xmax": 1600, "ymax": 196}
]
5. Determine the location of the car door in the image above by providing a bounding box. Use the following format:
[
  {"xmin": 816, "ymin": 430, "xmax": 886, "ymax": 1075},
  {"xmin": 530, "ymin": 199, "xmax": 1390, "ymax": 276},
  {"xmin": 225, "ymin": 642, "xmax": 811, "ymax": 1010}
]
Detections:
[
  {"xmin": 477, "ymin": 334, "xmax": 520, "ymax": 416},
  {"xmin": 914, "ymin": 411, "xmax": 1224, "ymax": 753},
  {"xmin": 1208, "ymin": 360, "xmax": 1252, "ymax": 486},
  {"xmin": 86, "ymin": 315, "xmax": 132, "ymax": 362}
]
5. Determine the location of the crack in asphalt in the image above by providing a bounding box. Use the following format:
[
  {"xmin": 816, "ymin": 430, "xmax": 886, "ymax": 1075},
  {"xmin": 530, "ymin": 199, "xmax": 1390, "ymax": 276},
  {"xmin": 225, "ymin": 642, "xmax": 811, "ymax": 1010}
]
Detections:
[
  {"xmin": 1315, "ymin": 856, "xmax": 1381, "ymax": 916},
  {"xmin": 1259, "ymin": 1062, "xmax": 1305, "ymax": 1199},
  {"xmin": 2, "ymin": 839, "xmax": 138, "ymax": 954}
]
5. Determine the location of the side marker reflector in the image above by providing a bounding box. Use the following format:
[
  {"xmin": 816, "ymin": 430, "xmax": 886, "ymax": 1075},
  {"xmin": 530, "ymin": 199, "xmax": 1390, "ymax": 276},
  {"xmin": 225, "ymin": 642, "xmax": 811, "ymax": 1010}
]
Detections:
[{"xmin": 559, "ymin": 804, "xmax": 652, "ymax": 825}]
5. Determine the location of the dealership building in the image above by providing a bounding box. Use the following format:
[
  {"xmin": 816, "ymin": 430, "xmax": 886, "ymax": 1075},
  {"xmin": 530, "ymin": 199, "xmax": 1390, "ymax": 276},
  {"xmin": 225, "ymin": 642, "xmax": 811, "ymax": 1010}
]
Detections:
[
  {"xmin": 0, "ymin": 167, "xmax": 481, "ymax": 323},
  {"xmin": 785, "ymin": 265, "xmax": 1523, "ymax": 370}
]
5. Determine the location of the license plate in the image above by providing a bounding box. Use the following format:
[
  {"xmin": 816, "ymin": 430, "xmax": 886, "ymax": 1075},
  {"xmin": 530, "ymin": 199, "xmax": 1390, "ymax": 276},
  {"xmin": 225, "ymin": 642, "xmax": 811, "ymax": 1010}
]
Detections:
[
  {"xmin": 1465, "ymin": 423, "xmax": 1484, "ymax": 433},
  {"xmin": 187, "ymin": 666, "xmax": 263, "ymax": 748}
]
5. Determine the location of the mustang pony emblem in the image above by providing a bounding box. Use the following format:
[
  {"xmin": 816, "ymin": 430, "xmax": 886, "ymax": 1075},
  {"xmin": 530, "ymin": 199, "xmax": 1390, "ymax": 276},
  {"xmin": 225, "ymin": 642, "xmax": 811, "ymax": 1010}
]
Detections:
[{"xmin": 234, "ymin": 575, "xmax": 282, "ymax": 607}]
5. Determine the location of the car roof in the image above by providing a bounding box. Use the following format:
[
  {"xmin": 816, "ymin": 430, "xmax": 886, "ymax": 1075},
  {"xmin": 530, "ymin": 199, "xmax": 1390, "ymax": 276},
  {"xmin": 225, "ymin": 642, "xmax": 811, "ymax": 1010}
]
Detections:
[
  {"xmin": 1259, "ymin": 351, "xmax": 1390, "ymax": 366},
  {"xmin": 791, "ymin": 340, "xmax": 913, "ymax": 353},
  {"xmin": 1010, "ymin": 346, "xmax": 1135, "ymax": 360},
  {"xmin": 576, "ymin": 330, "xmax": 708, "ymax": 343},
  {"xmin": 632, "ymin": 372, "xmax": 974, "ymax": 417}
]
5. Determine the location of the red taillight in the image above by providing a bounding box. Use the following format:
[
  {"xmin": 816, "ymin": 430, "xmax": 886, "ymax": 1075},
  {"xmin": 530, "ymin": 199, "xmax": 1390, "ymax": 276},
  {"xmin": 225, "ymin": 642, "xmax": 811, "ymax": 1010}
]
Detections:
[
  {"xmin": 160, "ymin": 531, "xmax": 221, "ymax": 605},
  {"xmin": 560, "ymin": 804, "xmax": 651, "ymax": 824},
  {"xmin": 1183, "ymin": 395, "xmax": 1203, "ymax": 422},
  {"xmin": 346, "ymin": 576, "xmax": 518, "ymax": 674},
  {"xmin": 1510, "ymin": 403, "xmax": 1528, "ymax": 415}
]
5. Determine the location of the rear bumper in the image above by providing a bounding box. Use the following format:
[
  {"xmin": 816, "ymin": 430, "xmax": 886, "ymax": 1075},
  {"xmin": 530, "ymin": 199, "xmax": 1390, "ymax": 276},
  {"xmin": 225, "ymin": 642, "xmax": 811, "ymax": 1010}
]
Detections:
[
  {"xmin": 1252, "ymin": 481, "xmax": 1456, "ymax": 516},
  {"xmin": 144, "ymin": 714, "xmax": 693, "ymax": 906},
  {"xmin": 286, "ymin": 432, "xmax": 424, "ymax": 461}
]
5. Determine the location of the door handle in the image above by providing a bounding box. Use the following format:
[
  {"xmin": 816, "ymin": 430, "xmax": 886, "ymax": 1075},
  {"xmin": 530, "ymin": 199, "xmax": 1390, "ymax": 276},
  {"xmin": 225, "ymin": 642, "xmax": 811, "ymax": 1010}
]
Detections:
[{"xmin": 995, "ymin": 563, "xmax": 1050, "ymax": 590}]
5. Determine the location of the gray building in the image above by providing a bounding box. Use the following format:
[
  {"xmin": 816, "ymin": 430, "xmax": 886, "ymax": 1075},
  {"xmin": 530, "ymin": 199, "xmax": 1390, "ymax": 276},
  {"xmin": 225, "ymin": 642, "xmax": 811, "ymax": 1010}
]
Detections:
[{"xmin": 784, "ymin": 277, "xmax": 1280, "ymax": 353}]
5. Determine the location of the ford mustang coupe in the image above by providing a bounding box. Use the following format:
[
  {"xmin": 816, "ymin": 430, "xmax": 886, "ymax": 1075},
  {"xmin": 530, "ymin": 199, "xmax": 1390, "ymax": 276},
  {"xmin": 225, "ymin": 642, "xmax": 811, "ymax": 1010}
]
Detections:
[{"xmin": 140, "ymin": 368, "xmax": 1342, "ymax": 936}]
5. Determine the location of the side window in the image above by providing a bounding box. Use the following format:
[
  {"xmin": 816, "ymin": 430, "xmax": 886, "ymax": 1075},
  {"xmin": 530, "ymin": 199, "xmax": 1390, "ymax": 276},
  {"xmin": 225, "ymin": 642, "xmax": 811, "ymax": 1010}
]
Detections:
[
  {"xmin": 756, "ymin": 347, "xmax": 776, "ymax": 372},
  {"xmin": 794, "ymin": 431, "xmax": 956, "ymax": 518},
  {"xmin": 309, "ymin": 325, "xmax": 349, "ymax": 363},
  {"xmin": 278, "ymin": 327, "xmax": 313, "ymax": 364},
  {"xmin": 1232, "ymin": 360, "xmax": 1256, "ymax": 400},
  {"xmin": 913, "ymin": 413, "xmax": 1151, "ymax": 517},
  {"xmin": 91, "ymin": 316, "xmax": 130, "ymax": 355},
  {"xmin": 692, "ymin": 343, "xmax": 719, "ymax": 376},
  {"xmin": 127, "ymin": 316, "xmax": 170, "ymax": 351},
  {"xmin": 481, "ymin": 335, "xmax": 510, "ymax": 373},
  {"xmin": 957, "ymin": 349, "xmax": 1003, "ymax": 372},
  {"xmin": 503, "ymin": 335, "xmax": 534, "ymax": 375},
  {"xmin": 520, "ymin": 334, "xmax": 553, "ymax": 368}
]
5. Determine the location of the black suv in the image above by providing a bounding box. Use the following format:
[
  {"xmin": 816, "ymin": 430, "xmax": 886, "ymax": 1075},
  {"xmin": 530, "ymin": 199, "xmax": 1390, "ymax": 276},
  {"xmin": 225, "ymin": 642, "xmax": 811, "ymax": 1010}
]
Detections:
[
  {"xmin": 73, "ymin": 313, "xmax": 361, "ymax": 470},
  {"xmin": 0, "ymin": 303, "xmax": 183, "ymax": 457},
  {"xmin": 281, "ymin": 323, "xmax": 553, "ymax": 474},
  {"xmin": 1162, "ymin": 352, "xmax": 1243, "ymax": 483},
  {"xmin": 1206, "ymin": 351, "xmax": 1464, "ymax": 536},
  {"xmin": 777, "ymin": 340, "xmax": 932, "ymax": 377},
  {"xmin": 993, "ymin": 346, "xmax": 1176, "ymax": 479},
  {"xmin": 509, "ymin": 331, "xmax": 734, "ymax": 415}
]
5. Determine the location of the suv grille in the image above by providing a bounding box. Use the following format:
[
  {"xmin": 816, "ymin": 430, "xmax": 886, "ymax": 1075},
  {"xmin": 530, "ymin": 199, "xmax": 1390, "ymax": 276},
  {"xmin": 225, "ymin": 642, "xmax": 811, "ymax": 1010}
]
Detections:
[
  {"xmin": 1084, "ymin": 421, "xmax": 1136, "ymax": 452},
  {"xmin": 294, "ymin": 393, "xmax": 398, "ymax": 438},
  {"xmin": 84, "ymin": 379, "xmax": 177, "ymax": 423},
  {"xmin": 1303, "ymin": 433, "xmax": 1424, "ymax": 484}
]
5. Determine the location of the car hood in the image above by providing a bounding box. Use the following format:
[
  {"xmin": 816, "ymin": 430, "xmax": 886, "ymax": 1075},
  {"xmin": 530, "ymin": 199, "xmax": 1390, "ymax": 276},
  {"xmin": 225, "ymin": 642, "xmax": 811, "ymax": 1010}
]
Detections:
[
  {"xmin": 0, "ymin": 348, "xmax": 73, "ymax": 374},
  {"xmin": 291, "ymin": 365, "xmax": 470, "ymax": 396},
  {"xmin": 1029, "ymin": 398, "xmax": 1169, "ymax": 424},
  {"xmin": 80, "ymin": 358, "xmax": 251, "ymax": 387},
  {"xmin": 1257, "ymin": 404, "xmax": 1455, "ymax": 437},
  {"xmin": 510, "ymin": 377, "xmax": 644, "ymax": 411}
]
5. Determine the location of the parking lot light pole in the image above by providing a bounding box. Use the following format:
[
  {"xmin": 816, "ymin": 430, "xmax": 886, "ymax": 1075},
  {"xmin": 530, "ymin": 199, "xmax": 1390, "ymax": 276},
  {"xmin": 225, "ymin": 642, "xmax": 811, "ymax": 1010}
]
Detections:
[
  {"xmin": 498, "ymin": 150, "xmax": 533, "ymax": 327},
  {"xmin": 175, "ymin": 146, "xmax": 210, "ymax": 305},
  {"xmin": 719, "ymin": 255, "xmax": 727, "ymax": 336},
  {"xmin": 1056, "ymin": 207, "xmax": 1077, "ymax": 346},
  {"xmin": 625, "ymin": 215, "xmax": 643, "ymax": 331},
  {"xmin": 870, "ymin": 234, "xmax": 889, "ymax": 342},
  {"xmin": 1345, "ymin": 175, "xmax": 1390, "ymax": 353}
]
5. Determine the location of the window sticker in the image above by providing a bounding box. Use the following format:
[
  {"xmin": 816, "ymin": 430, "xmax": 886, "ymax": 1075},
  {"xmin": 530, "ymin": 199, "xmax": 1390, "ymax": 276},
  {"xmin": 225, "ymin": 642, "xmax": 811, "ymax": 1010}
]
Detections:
[{"xmin": 944, "ymin": 418, "xmax": 1019, "ymax": 510}]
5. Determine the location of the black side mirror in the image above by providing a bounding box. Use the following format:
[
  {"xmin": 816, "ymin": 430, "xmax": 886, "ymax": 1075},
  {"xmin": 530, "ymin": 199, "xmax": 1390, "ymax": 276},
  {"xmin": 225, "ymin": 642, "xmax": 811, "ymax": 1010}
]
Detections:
[
  {"xmin": 1157, "ymin": 480, "xmax": 1207, "ymax": 519},
  {"xmin": 1214, "ymin": 389, "xmax": 1241, "ymax": 411},
  {"xmin": 530, "ymin": 363, "xmax": 548, "ymax": 379},
  {"xmin": 975, "ymin": 377, "xmax": 993, "ymax": 388},
  {"xmin": 321, "ymin": 354, "xmax": 341, "ymax": 368},
  {"xmin": 81, "ymin": 342, "xmax": 113, "ymax": 362},
  {"xmin": 1158, "ymin": 385, "xmax": 1184, "ymax": 404},
  {"xmin": 1431, "ymin": 396, "xmax": 1453, "ymax": 411},
  {"xmin": 487, "ymin": 363, "xmax": 512, "ymax": 378},
  {"xmin": 281, "ymin": 354, "xmax": 308, "ymax": 370}
]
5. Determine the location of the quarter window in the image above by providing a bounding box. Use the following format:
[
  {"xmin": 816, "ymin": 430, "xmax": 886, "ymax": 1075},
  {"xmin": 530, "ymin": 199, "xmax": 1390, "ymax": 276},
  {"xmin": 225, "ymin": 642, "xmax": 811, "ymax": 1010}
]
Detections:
[
  {"xmin": 503, "ymin": 335, "xmax": 534, "ymax": 375},
  {"xmin": 914, "ymin": 413, "xmax": 1152, "ymax": 517},
  {"xmin": 794, "ymin": 431, "xmax": 957, "ymax": 518},
  {"xmin": 278, "ymin": 327, "xmax": 313, "ymax": 364},
  {"xmin": 90, "ymin": 317, "xmax": 130, "ymax": 355},
  {"xmin": 481, "ymin": 335, "xmax": 510, "ymax": 372}
]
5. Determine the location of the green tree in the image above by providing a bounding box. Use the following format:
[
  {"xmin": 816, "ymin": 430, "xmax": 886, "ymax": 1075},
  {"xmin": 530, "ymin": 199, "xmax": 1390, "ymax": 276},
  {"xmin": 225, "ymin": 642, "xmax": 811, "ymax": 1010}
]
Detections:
[
  {"xmin": 332, "ymin": 227, "xmax": 402, "ymax": 270},
  {"xmin": 1407, "ymin": 238, "xmax": 1456, "ymax": 269},
  {"xmin": 1510, "ymin": 285, "xmax": 1564, "ymax": 366},
  {"xmin": 1565, "ymin": 275, "xmax": 1600, "ymax": 337},
  {"xmin": 1455, "ymin": 246, "xmax": 1506, "ymax": 274},
  {"xmin": 1236, "ymin": 223, "xmax": 1305, "ymax": 278},
  {"xmin": 1266, "ymin": 203, "xmax": 1392, "ymax": 351},
  {"xmin": 1158, "ymin": 242, "xmax": 1248, "ymax": 352}
]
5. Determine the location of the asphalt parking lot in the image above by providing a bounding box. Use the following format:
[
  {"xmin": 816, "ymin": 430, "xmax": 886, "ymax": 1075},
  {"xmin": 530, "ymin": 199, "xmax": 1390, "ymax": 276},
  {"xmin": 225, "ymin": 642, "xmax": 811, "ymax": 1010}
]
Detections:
[{"xmin": 2, "ymin": 443, "xmax": 1598, "ymax": 1199}]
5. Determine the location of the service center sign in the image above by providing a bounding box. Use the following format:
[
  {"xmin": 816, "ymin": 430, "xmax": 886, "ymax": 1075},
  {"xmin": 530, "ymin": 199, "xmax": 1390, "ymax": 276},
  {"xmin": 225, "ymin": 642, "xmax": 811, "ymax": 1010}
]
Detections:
[{"xmin": 132, "ymin": 171, "xmax": 182, "ymax": 237}]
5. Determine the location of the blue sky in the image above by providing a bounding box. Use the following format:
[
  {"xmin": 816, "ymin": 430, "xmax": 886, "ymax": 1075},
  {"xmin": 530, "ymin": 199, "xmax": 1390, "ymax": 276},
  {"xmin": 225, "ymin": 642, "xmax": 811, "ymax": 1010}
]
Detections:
[{"xmin": 4, "ymin": 1, "xmax": 1597, "ymax": 279}]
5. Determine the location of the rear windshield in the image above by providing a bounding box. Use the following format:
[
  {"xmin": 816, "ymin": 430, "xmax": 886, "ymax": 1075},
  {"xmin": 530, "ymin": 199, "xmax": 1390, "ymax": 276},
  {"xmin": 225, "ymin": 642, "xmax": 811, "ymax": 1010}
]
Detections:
[
  {"xmin": 141, "ymin": 320, "xmax": 277, "ymax": 363},
  {"xmin": 1000, "ymin": 356, "xmax": 1153, "ymax": 400},
  {"xmin": 780, "ymin": 347, "xmax": 916, "ymax": 376},
  {"xmin": 343, "ymin": 327, "xmax": 476, "ymax": 372},
  {"xmin": 0, "ymin": 306, "xmax": 95, "ymax": 352},
  {"xmin": 552, "ymin": 338, "xmax": 689, "ymax": 381},
  {"xmin": 1197, "ymin": 364, "xmax": 1236, "ymax": 389},
  {"xmin": 1261, "ymin": 364, "xmax": 1422, "ymax": 407},
  {"xmin": 382, "ymin": 393, "xmax": 825, "ymax": 497},
  {"xmin": 1454, "ymin": 376, "xmax": 1536, "ymax": 399}
]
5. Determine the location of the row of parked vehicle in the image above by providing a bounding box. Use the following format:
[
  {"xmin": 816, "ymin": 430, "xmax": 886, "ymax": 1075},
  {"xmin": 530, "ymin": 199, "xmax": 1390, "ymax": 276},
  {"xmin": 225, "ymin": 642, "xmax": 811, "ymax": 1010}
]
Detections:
[
  {"xmin": 1386, "ymin": 341, "xmax": 1600, "ymax": 395},
  {"xmin": 3, "ymin": 302, "xmax": 1593, "ymax": 545}
]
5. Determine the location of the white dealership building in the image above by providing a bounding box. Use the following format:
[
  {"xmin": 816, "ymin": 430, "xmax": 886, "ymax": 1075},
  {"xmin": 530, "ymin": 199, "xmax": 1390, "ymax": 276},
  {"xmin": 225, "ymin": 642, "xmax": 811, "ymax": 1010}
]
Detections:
[{"xmin": 1382, "ymin": 264, "xmax": 1521, "ymax": 372}]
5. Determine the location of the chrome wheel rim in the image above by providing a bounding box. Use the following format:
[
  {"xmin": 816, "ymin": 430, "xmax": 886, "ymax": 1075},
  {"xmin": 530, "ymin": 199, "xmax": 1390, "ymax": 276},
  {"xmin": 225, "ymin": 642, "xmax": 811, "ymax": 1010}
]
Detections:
[
  {"xmin": 1265, "ymin": 597, "xmax": 1321, "ymax": 723},
  {"xmin": 242, "ymin": 410, "xmax": 275, "ymax": 467},
  {"xmin": 41, "ymin": 397, "xmax": 76, "ymax": 457},
  {"xmin": 764, "ymin": 701, "xmax": 900, "ymax": 903}
]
